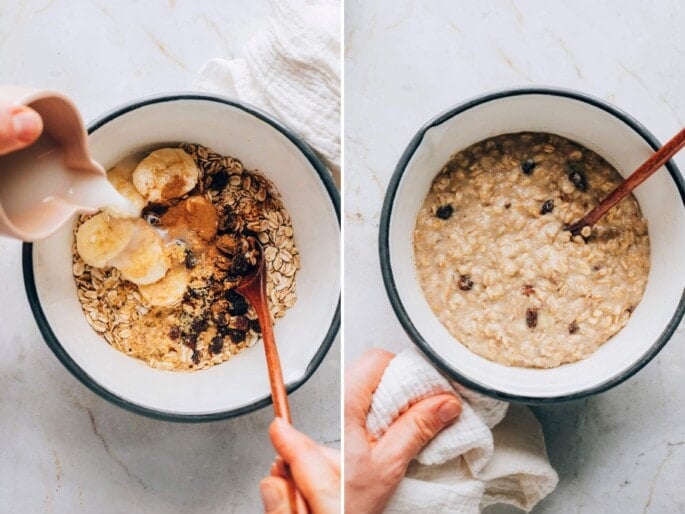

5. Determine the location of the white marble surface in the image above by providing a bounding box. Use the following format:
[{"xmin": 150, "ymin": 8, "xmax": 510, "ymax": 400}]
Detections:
[
  {"xmin": 0, "ymin": 1, "xmax": 339, "ymax": 513},
  {"xmin": 345, "ymin": 1, "xmax": 685, "ymax": 512}
]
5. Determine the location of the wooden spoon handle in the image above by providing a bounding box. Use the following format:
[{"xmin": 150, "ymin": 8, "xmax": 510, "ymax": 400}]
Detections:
[
  {"xmin": 253, "ymin": 289, "xmax": 291, "ymax": 422},
  {"xmin": 569, "ymin": 127, "xmax": 685, "ymax": 234}
]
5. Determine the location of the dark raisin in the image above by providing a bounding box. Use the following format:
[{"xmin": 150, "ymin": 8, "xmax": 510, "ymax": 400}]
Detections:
[
  {"xmin": 142, "ymin": 203, "xmax": 169, "ymax": 217},
  {"xmin": 458, "ymin": 274, "xmax": 473, "ymax": 291},
  {"xmin": 228, "ymin": 294, "xmax": 249, "ymax": 315},
  {"xmin": 569, "ymin": 321, "xmax": 579, "ymax": 334},
  {"xmin": 526, "ymin": 308, "xmax": 538, "ymax": 329},
  {"xmin": 231, "ymin": 315, "xmax": 250, "ymax": 331},
  {"xmin": 209, "ymin": 170, "xmax": 229, "ymax": 191},
  {"xmin": 626, "ymin": 305, "xmax": 634, "ymax": 314},
  {"xmin": 169, "ymin": 326, "xmax": 181, "ymax": 340},
  {"xmin": 566, "ymin": 162, "xmax": 588, "ymax": 191},
  {"xmin": 185, "ymin": 249, "xmax": 197, "ymax": 269},
  {"xmin": 224, "ymin": 289, "xmax": 243, "ymax": 303},
  {"xmin": 250, "ymin": 318, "xmax": 262, "ymax": 333},
  {"xmin": 540, "ymin": 200, "xmax": 554, "ymax": 215},
  {"xmin": 231, "ymin": 254, "xmax": 251, "ymax": 276},
  {"xmin": 435, "ymin": 205, "xmax": 454, "ymax": 220},
  {"xmin": 191, "ymin": 317, "xmax": 209, "ymax": 333},
  {"xmin": 226, "ymin": 328, "xmax": 247, "ymax": 343},
  {"xmin": 182, "ymin": 333, "xmax": 197, "ymax": 350},
  {"xmin": 504, "ymin": 202, "xmax": 511, "ymax": 209},
  {"xmin": 209, "ymin": 336, "xmax": 224, "ymax": 354},
  {"xmin": 520, "ymin": 159, "xmax": 536, "ymax": 174},
  {"xmin": 191, "ymin": 350, "xmax": 201, "ymax": 364},
  {"xmin": 521, "ymin": 285, "xmax": 535, "ymax": 297}
]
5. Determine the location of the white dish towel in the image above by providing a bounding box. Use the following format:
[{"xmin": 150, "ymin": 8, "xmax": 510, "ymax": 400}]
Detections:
[
  {"xmin": 195, "ymin": 0, "xmax": 341, "ymax": 183},
  {"xmin": 367, "ymin": 348, "xmax": 559, "ymax": 513}
]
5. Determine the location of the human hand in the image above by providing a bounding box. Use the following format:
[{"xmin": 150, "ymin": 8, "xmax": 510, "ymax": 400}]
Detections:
[
  {"xmin": 0, "ymin": 102, "xmax": 43, "ymax": 155},
  {"xmin": 261, "ymin": 418, "xmax": 341, "ymax": 513},
  {"xmin": 344, "ymin": 349, "xmax": 462, "ymax": 514}
]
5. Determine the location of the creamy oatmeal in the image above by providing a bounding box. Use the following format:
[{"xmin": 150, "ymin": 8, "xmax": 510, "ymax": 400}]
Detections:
[
  {"xmin": 73, "ymin": 144, "xmax": 299, "ymax": 371},
  {"xmin": 414, "ymin": 132, "xmax": 650, "ymax": 368}
]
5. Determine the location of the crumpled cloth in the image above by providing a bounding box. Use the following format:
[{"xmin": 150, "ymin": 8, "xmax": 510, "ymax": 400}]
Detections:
[
  {"xmin": 196, "ymin": 0, "xmax": 340, "ymax": 182},
  {"xmin": 367, "ymin": 348, "xmax": 559, "ymax": 513}
]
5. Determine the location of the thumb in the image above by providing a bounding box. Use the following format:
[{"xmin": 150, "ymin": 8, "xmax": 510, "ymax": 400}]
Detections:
[
  {"xmin": 372, "ymin": 394, "xmax": 461, "ymax": 468},
  {"xmin": 0, "ymin": 105, "xmax": 43, "ymax": 155},
  {"xmin": 260, "ymin": 477, "xmax": 292, "ymax": 514}
]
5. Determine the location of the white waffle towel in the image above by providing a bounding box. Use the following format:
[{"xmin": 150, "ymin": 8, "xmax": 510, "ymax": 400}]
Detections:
[
  {"xmin": 367, "ymin": 348, "xmax": 559, "ymax": 513},
  {"xmin": 196, "ymin": 0, "xmax": 341, "ymax": 182}
]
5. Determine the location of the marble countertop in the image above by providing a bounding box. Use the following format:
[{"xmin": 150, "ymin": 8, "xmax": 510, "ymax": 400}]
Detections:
[
  {"xmin": 345, "ymin": 1, "xmax": 685, "ymax": 512},
  {"xmin": 0, "ymin": 2, "xmax": 339, "ymax": 513}
]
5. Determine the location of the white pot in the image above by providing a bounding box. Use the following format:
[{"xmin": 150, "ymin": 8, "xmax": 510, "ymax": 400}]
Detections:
[
  {"xmin": 380, "ymin": 88, "xmax": 685, "ymax": 402},
  {"xmin": 24, "ymin": 94, "xmax": 340, "ymax": 421}
]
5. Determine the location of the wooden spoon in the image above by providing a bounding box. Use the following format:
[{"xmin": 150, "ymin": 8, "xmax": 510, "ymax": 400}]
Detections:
[
  {"xmin": 235, "ymin": 239, "xmax": 300, "ymax": 512},
  {"xmin": 567, "ymin": 128, "xmax": 685, "ymax": 236}
]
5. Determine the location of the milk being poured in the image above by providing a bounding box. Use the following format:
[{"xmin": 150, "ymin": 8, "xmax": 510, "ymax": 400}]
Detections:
[{"xmin": 0, "ymin": 134, "xmax": 139, "ymax": 236}]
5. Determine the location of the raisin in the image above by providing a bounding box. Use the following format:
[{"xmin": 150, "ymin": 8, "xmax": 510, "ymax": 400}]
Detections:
[
  {"xmin": 224, "ymin": 289, "xmax": 243, "ymax": 303},
  {"xmin": 566, "ymin": 162, "xmax": 588, "ymax": 191},
  {"xmin": 504, "ymin": 202, "xmax": 511, "ymax": 209},
  {"xmin": 540, "ymin": 200, "xmax": 554, "ymax": 215},
  {"xmin": 521, "ymin": 285, "xmax": 535, "ymax": 297},
  {"xmin": 250, "ymin": 318, "xmax": 262, "ymax": 333},
  {"xmin": 435, "ymin": 205, "xmax": 454, "ymax": 220},
  {"xmin": 526, "ymin": 308, "xmax": 538, "ymax": 329},
  {"xmin": 182, "ymin": 333, "xmax": 197, "ymax": 350},
  {"xmin": 231, "ymin": 254, "xmax": 251, "ymax": 276},
  {"xmin": 458, "ymin": 274, "xmax": 473, "ymax": 291},
  {"xmin": 169, "ymin": 326, "xmax": 181, "ymax": 340},
  {"xmin": 209, "ymin": 170, "xmax": 229, "ymax": 191},
  {"xmin": 231, "ymin": 315, "xmax": 250, "ymax": 331},
  {"xmin": 228, "ymin": 294, "xmax": 249, "ymax": 316},
  {"xmin": 142, "ymin": 203, "xmax": 169, "ymax": 217},
  {"xmin": 209, "ymin": 336, "xmax": 224, "ymax": 354},
  {"xmin": 191, "ymin": 317, "xmax": 209, "ymax": 333},
  {"xmin": 226, "ymin": 328, "xmax": 246, "ymax": 343},
  {"xmin": 185, "ymin": 249, "xmax": 197, "ymax": 269},
  {"xmin": 520, "ymin": 159, "xmax": 536, "ymax": 174},
  {"xmin": 569, "ymin": 321, "xmax": 579, "ymax": 334},
  {"xmin": 191, "ymin": 350, "xmax": 201, "ymax": 364}
]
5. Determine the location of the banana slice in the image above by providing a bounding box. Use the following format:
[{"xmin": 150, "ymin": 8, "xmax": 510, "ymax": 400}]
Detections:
[
  {"xmin": 132, "ymin": 148, "xmax": 199, "ymax": 203},
  {"xmin": 110, "ymin": 221, "xmax": 169, "ymax": 285},
  {"xmin": 138, "ymin": 266, "xmax": 189, "ymax": 307},
  {"xmin": 106, "ymin": 160, "xmax": 146, "ymax": 217},
  {"xmin": 76, "ymin": 213, "xmax": 136, "ymax": 268}
]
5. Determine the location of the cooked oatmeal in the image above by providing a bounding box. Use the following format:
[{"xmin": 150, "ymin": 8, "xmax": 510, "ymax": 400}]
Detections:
[
  {"xmin": 73, "ymin": 144, "xmax": 299, "ymax": 371},
  {"xmin": 414, "ymin": 132, "xmax": 650, "ymax": 368}
]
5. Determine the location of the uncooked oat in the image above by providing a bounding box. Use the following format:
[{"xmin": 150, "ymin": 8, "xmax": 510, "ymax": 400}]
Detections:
[
  {"xmin": 413, "ymin": 132, "xmax": 650, "ymax": 368},
  {"xmin": 73, "ymin": 144, "xmax": 299, "ymax": 371}
]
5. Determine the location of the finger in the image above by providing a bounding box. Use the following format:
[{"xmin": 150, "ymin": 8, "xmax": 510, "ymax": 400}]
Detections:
[
  {"xmin": 344, "ymin": 349, "xmax": 394, "ymax": 437},
  {"xmin": 260, "ymin": 476, "xmax": 308, "ymax": 514},
  {"xmin": 270, "ymin": 460, "xmax": 284, "ymax": 478},
  {"xmin": 373, "ymin": 394, "xmax": 461, "ymax": 469},
  {"xmin": 0, "ymin": 105, "xmax": 42, "ymax": 155},
  {"xmin": 270, "ymin": 419, "xmax": 340, "ymax": 513}
]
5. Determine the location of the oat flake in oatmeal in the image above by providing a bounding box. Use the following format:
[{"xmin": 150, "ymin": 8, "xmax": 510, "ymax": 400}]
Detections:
[
  {"xmin": 73, "ymin": 144, "xmax": 299, "ymax": 371},
  {"xmin": 413, "ymin": 132, "xmax": 650, "ymax": 368}
]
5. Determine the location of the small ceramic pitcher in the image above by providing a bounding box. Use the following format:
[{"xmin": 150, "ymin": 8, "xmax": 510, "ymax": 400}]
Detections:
[{"xmin": 0, "ymin": 86, "xmax": 105, "ymax": 241}]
